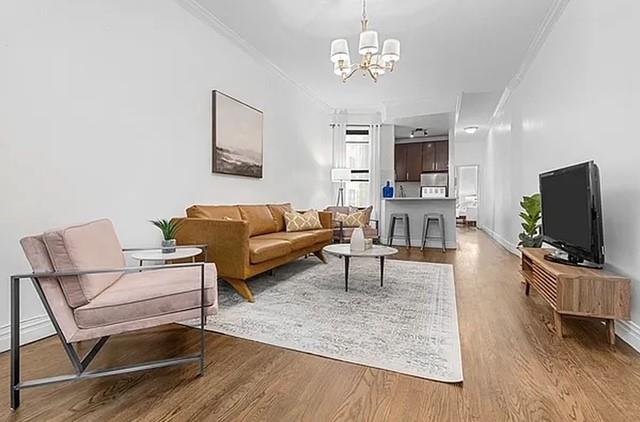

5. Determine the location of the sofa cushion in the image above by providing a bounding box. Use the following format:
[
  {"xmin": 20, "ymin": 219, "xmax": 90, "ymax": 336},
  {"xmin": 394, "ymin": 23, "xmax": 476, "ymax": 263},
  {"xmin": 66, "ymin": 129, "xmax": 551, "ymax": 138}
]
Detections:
[
  {"xmin": 306, "ymin": 228, "xmax": 333, "ymax": 243},
  {"xmin": 284, "ymin": 210, "xmax": 322, "ymax": 232},
  {"xmin": 239, "ymin": 205, "xmax": 278, "ymax": 236},
  {"xmin": 257, "ymin": 232, "xmax": 317, "ymax": 250},
  {"xmin": 186, "ymin": 205, "xmax": 242, "ymax": 221},
  {"xmin": 43, "ymin": 219, "xmax": 125, "ymax": 308},
  {"xmin": 268, "ymin": 203, "xmax": 293, "ymax": 232},
  {"xmin": 335, "ymin": 210, "xmax": 367, "ymax": 227},
  {"xmin": 248, "ymin": 238, "xmax": 292, "ymax": 264},
  {"xmin": 74, "ymin": 264, "xmax": 217, "ymax": 328}
]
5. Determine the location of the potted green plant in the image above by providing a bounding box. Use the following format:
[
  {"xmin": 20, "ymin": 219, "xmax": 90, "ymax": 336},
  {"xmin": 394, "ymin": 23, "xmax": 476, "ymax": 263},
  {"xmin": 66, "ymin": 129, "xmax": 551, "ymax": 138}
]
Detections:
[
  {"xmin": 150, "ymin": 219, "xmax": 181, "ymax": 253},
  {"xmin": 518, "ymin": 193, "xmax": 543, "ymax": 248}
]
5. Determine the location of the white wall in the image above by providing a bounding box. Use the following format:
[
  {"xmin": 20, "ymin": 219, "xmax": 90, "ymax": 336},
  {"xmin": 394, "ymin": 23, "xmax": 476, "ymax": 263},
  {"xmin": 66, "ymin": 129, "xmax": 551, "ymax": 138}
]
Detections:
[
  {"xmin": 481, "ymin": 0, "xmax": 640, "ymax": 348},
  {"xmin": 0, "ymin": 0, "xmax": 333, "ymax": 349}
]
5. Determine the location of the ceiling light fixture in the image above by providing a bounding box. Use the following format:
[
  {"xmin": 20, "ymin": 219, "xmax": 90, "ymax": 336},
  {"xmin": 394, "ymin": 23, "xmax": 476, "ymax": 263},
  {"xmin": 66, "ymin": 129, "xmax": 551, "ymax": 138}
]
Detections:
[
  {"xmin": 410, "ymin": 128, "xmax": 427, "ymax": 138},
  {"xmin": 330, "ymin": 0, "xmax": 401, "ymax": 83},
  {"xmin": 464, "ymin": 126, "xmax": 479, "ymax": 134}
]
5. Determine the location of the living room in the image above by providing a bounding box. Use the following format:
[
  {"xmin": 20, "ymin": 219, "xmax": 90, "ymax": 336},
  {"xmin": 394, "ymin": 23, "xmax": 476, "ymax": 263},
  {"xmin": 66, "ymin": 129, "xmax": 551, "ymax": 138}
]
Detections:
[{"xmin": 1, "ymin": 0, "xmax": 639, "ymax": 420}]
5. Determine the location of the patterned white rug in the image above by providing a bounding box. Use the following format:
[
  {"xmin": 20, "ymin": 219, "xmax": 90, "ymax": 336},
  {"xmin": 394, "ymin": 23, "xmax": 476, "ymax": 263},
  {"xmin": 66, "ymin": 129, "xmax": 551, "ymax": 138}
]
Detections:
[{"xmin": 190, "ymin": 256, "xmax": 463, "ymax": 383}]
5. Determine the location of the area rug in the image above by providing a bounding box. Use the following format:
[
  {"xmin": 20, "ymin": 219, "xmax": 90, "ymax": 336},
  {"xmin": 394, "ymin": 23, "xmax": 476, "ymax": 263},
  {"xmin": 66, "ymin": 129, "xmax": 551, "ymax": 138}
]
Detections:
[{"xmin": 186, "ymin": 256, "xmax": 463, "ymax": 383}]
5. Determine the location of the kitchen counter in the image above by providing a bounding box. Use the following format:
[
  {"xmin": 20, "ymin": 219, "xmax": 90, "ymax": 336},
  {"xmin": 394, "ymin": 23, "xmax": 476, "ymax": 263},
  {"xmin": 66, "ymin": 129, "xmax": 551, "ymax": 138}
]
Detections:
[
  {"xmin": 380, "ymin": 197, "xmax": 457, "ymax": 249},
  {"xmin": 384, "ymin": 197, "xmax": 456, "ymax": 201}
]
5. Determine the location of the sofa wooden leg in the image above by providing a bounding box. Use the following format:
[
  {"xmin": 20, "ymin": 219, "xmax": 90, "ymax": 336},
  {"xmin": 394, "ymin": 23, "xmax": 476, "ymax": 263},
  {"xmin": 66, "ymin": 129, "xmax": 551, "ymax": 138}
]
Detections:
[
  {"xmin": 225, "ymin": 278, "xmax": 255, "ymax": 303},
  {"xmin": 313, "ymin": 250, "xmax": 327, "ymax": 264}
]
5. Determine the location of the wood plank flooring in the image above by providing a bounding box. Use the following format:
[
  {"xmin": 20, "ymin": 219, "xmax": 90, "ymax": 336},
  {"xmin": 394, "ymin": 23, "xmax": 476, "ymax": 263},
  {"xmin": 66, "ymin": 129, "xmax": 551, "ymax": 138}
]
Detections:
[{"xmin": 2, "ymin": 228, "xmax": 640, "ymax": 421}]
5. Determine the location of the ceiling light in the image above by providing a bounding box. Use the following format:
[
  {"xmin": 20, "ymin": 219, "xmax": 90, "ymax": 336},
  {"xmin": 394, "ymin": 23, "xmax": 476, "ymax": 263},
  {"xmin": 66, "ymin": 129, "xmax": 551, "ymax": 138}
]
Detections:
[
  {"xmin": 330, "ymin": 0, "xmax": 401, "ymax": 83},
  {"xmin": 464, "ymin": 126, "xmax": 479, "ymax": 134}
]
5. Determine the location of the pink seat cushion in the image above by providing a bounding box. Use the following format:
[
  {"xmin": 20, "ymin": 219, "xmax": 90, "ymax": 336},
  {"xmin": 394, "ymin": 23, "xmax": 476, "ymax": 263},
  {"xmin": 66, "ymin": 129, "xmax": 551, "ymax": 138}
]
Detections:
[
  {"xmin": 43, "ymin": 219, "xmax": 125, "ymax": 308},
  {"xmin": 74, "ymin": 264, "xmax": 217, "ymax": 329}
]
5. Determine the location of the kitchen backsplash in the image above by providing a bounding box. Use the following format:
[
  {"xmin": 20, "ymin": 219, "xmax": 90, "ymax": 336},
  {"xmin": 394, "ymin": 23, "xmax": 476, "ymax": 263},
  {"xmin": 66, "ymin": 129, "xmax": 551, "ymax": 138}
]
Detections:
[{"xmin": 395, "ymin": 181, "xmax": 421, "ymax": 198}]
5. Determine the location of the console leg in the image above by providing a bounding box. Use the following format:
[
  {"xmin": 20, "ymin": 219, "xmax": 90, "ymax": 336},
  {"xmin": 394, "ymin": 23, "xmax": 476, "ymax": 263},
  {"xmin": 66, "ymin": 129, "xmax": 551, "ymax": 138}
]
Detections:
[
  {"xmin": 554, "ymin": 311, "xmax": 563, "ymax": 338},
  {"xmin": 606, "ymin": 319, "xmax": 616, "ymax": 345},
  {"xmin": 525, "ymin": 281, "xmax": 530, "ymax": 296}
]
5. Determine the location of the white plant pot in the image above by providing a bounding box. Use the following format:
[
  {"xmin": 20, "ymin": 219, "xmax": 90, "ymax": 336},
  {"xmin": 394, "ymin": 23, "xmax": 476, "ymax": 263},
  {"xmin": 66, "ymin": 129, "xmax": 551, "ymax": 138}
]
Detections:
[{"xmin": 162, "ymin": 239, "xmax": 176, "ymax": 254}]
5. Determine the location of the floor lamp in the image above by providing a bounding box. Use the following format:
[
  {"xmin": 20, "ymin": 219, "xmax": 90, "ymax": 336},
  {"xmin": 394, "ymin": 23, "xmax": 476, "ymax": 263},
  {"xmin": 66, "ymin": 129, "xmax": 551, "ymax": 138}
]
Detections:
[{"xmin": 331, "ymin": 168, "xmax": 351, "ymax": 207}]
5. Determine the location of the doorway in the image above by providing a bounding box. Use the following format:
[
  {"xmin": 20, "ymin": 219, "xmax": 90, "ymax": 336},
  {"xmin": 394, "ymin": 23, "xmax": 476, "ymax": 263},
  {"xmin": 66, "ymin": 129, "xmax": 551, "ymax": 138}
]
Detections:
[{"xmin": 455, "ymin": 165, "xmax": 479, "ymax": 226}]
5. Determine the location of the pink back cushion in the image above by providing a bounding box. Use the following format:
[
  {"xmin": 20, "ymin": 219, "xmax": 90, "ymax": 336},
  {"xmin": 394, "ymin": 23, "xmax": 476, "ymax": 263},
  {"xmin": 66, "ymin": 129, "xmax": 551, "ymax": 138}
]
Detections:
[
  {"xmin": 43, "ymin": 219, "xmax": 125, "ymax": 307},
  {"xmin": 20, "ymin": 236, "xmax": 80, "ymax": 341}
]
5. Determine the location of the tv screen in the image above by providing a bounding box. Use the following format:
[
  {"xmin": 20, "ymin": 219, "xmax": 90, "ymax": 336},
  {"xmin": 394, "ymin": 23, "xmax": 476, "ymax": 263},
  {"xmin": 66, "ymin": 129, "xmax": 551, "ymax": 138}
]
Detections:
[{"xmin": 539, "ymin": 161, "xmax": 604, "ymax": 266}]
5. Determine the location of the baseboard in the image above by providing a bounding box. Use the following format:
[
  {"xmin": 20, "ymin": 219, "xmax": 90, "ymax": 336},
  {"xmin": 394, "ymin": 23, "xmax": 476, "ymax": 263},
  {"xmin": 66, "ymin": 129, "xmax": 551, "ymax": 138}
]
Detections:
[
  {"xmin": 379, "ymin": 237, "xmax": 457, "ymax": 249},
  {"xmin": 0, "ymin": 315, "xmax": 55, "ymax": 352},
  {"xmin": 615, "ymin": 320, "xmax": 640, "ymax": 353},
  {"xmin": 478, "ymin": 226, "xmax": 520, "ymax": 256}
]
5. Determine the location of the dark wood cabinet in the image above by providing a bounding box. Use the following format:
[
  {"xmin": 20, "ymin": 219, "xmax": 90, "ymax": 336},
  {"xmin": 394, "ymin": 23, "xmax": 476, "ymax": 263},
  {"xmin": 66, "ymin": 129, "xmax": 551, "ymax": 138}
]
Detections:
[
  {"xmin": 394, "ymin": 140, "xmax": 449, "ymax": 182},
  {"xmin": 435, "ymin": 141, "xmax": 449, "ymax": 171},
  {"xmin": 421, "ymin": 143, "xmax": 436, "ymax": 172},
  {"xmin": 394, "ymin": 144, "xmax": 408, "ymax": 182},
  {"xmin": 406, "ymin": 143, "xmax": 423, "ymax": 181}
]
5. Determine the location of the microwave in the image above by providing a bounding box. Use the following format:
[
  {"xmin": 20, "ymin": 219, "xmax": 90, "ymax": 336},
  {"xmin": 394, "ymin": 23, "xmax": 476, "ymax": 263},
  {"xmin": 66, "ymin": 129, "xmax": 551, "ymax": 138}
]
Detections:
[{"xmin": 421, "ymin": 186, "xmax": 447, "ymax": 198}]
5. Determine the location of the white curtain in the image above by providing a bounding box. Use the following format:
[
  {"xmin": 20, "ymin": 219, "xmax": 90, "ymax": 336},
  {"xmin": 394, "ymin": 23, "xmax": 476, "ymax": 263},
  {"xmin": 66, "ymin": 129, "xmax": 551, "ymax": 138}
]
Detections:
[
  {"xmin": 368, "ymin": 124, "xmax": 382, "ymax": 219},
  {"xmin": 331, "ymin": 123, "xmax": 347, "ymax": 168},
  {"xmin": 330, "ymin": 112, "xmax": 348, "ymax": 206},
  {"xmin": 331, "ymin": 112, "xmax": 348, "ymax": 168}
]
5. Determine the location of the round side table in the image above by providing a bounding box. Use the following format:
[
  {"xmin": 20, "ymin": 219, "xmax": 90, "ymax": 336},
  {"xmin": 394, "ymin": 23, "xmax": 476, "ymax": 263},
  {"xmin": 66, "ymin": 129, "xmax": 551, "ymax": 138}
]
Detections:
[{"xmin": 131, "ymin": 247, "xmax": 203, "ymax": 265}]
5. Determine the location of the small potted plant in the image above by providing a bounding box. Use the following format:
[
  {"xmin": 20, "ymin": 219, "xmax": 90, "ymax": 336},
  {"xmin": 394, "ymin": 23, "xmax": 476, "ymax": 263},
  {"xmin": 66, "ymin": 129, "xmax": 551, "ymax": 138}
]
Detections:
[
  {"xmin": 518, "ymin": 193, "xmax": 543, "ymax": 248},
  {"xmin": 150, "ymin": 219, "xmax": 181, "ymax": 253}
]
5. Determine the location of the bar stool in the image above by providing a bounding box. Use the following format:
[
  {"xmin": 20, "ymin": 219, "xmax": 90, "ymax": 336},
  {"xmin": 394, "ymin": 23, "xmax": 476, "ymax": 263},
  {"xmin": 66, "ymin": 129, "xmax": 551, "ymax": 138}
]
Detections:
[
  {"xmin": 421, "ymin": 213, "xmax": 446, "ymax": 253},
  {"xmin": 388, "ymin": 213, "xmax": 411, "ymax": 248}
]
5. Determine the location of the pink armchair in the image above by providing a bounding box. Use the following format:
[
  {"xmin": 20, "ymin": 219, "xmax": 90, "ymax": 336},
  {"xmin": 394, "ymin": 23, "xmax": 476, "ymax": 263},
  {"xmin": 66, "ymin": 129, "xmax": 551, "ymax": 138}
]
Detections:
[
  {"xmin": 10, "ymin": 219, "xmax": 217, "ymax": 410},
  {"xmin": 324, "ymin": 206, "xmax": 380, "ymax": 243}
]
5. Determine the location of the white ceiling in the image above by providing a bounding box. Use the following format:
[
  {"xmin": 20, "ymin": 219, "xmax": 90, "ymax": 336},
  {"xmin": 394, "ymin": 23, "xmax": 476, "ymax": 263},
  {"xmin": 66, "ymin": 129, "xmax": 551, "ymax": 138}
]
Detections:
[
  {"xmin": 393, "ymin": 112, "xmax": 452, "ymax": 138},
  {"xmin": 455, "ymin": 91, "xmax": 502, "ymax": 142},
  {"xmin": 195, "ymin": 0, "xmax": 555, "ymax": 116}
]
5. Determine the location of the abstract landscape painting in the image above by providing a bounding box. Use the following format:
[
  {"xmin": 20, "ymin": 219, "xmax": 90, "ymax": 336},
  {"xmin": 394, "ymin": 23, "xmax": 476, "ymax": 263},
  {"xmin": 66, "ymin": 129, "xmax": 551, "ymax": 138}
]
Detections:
[{"xmin": 212, "ymin": 91, "xmax": 263, "ymax": 178}]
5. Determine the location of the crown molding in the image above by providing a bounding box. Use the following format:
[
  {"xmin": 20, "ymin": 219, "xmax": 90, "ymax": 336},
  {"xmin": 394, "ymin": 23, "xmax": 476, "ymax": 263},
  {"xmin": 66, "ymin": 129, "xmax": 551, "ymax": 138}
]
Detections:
[
  {"xmin": 489, "ymin": 0, "xmax": 570, "ymax": 123},
  {"xmin": 174, "ymin": 0, "xmax": 332, "ymax": 112}
]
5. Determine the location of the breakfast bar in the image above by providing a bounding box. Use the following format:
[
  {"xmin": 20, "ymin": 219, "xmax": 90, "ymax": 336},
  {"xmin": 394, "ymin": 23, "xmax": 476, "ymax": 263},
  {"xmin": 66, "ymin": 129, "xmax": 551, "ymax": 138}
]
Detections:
[{"xmin": 380, "ymin": 197, "xmax": 457, "ymax": 249}]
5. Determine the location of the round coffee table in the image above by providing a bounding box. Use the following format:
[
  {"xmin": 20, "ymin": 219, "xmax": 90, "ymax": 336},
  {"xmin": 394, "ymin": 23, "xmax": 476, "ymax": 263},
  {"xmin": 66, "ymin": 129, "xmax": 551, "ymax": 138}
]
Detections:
[
  {"xmin": 131, "ymin": 247, "xmax": 203, "ymax": 265},
  {"xmin": 322, "ymin": 244, "xmax": 398, "ymax": 292}
]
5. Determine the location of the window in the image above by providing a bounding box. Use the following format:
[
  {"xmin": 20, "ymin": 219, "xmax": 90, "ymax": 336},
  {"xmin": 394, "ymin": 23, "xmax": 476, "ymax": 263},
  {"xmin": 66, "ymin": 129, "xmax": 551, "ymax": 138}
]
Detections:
[{"xmin": 345, "ymin": 127, "xmax": 370, "ymax": 207}]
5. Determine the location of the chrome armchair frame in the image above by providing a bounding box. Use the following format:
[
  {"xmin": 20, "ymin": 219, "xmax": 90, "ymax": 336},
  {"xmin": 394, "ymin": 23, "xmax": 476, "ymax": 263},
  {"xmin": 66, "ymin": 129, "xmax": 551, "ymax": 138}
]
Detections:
[{"xmin": 10, "ymin": 245, "xmax": 208, "ymax": 410}]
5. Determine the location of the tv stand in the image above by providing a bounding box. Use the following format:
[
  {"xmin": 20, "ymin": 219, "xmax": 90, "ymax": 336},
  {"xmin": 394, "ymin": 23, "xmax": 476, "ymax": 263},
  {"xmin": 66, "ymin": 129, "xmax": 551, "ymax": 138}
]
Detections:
[
  {"xmin": 543, "ymin": 249, "xmax": 603, "ymax": 269},
  {"xmin": 520, "ymin": 248, "xmax": 630, "ymax": 344}
]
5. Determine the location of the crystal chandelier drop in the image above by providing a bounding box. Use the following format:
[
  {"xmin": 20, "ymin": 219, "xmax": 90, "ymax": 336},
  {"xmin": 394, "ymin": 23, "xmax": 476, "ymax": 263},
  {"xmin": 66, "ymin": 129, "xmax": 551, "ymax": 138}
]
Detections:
[{"xmin": 330, "ymin": 0, "xmax": 401, "ymax": 83}]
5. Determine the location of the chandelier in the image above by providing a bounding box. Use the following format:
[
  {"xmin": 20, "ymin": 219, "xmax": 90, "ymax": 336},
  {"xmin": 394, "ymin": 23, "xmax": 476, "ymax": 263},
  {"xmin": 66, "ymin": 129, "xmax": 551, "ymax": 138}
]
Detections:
[{"xmin": 330, "ymin": 0, "xmax": 401, "ymax": 83}]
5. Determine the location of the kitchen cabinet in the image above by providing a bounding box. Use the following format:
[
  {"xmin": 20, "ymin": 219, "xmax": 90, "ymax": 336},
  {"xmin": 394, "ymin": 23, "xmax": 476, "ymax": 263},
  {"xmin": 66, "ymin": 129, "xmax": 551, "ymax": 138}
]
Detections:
[
  {"xmin": 394, "ymin": 140, "xmax": 449, "ymax": 182},
  {"xmin": 406, "ymin": 143, "xmax": 423, "ymax": 181},
  {"xmin": 422, "ymin": 143, "xmax": 436, "ymax": 172},
  {"xmin": 394, "ymin": 144, "xmax": 408, "ymax": 181},
  {"xmin": 435, "ymin": 141, "xmax": 449, "ymax": 171}
]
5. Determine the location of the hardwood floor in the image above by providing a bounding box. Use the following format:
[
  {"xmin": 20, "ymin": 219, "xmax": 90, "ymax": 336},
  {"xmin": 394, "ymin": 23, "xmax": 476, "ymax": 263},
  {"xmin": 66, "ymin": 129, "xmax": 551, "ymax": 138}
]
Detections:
[{"xmin": 2, "ymin": 228, "xmax": 640, "ymax": 421}]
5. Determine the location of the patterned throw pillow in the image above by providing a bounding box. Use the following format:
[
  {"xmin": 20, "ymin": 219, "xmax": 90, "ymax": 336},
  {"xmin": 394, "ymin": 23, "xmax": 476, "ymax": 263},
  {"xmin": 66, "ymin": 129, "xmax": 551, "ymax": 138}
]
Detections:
[
  {"xmin": 335, "ymin": 211, "xmax": 367, "ymax": 228},
  {"xmin": 284, "ymin": 210, "xmax": 323, "ymax": 232}
]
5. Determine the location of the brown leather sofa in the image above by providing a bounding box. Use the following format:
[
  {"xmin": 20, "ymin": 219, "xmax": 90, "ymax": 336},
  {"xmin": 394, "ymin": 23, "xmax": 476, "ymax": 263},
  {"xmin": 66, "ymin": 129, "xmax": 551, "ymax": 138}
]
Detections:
[{"xmin": 175, "ymin": 204, "xmax": 333, "ymax": 302}]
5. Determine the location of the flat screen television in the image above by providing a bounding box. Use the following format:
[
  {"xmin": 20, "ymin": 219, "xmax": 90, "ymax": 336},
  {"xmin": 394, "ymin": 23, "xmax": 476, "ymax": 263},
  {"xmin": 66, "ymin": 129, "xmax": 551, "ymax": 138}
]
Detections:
[{"xmin": 539, "ymin": 161, "xmax": 604, "ymax": 268}]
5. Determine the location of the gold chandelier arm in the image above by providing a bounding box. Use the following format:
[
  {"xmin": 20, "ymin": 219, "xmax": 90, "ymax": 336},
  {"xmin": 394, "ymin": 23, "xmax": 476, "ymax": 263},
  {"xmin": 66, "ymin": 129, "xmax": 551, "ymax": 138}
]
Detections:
[
  {"xmin": 342, "ymin": 65, "xmax": 361, "ymax": 82},
  {"xmin": 366, "ymin": 67, "xmax": 378, "ymax": 82}
]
